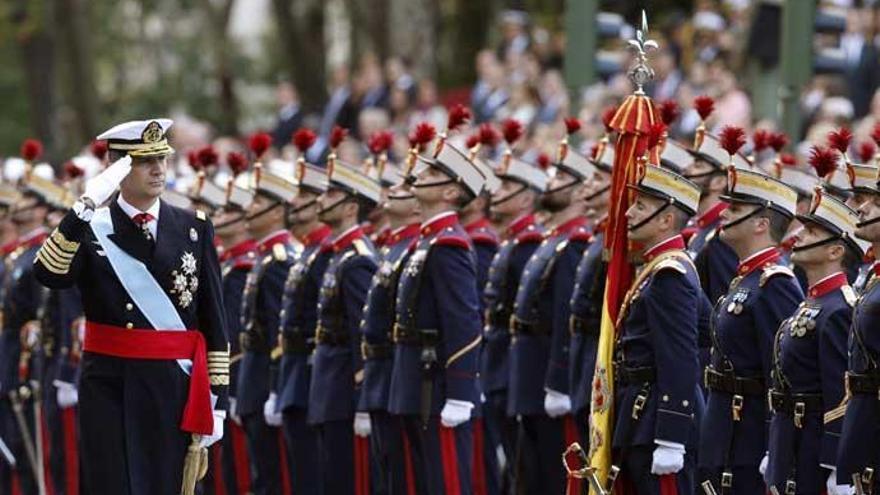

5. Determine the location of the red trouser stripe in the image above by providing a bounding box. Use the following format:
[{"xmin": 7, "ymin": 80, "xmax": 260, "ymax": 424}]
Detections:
[
  {"xmin": 61, "ymin": 407, "xmax": 79, "ymax": 495},
  {"xmin": 439, "ymin": 425, "xmax": 462, "ymax": 495},
  {"xmin": 212, "ymin": 443, "xmax": 226, "ymax": 495},
  {"xmin": 83, "ymin": 321, "xmax": 213, "ymax": 434},
  {"xmin": 277, "ymin": 431, "xmax": 291, "ymax": 495},
  {"xmin": 40, "ymin": 413, "xmax": 55, "ymax": 495},
  {"xmin": 471, "ymin": 418, "xmax": 487, "ymax": 495},
  {"xmin": 230, "ymin": 422, "xmax": 251, "ymax": 494},
  {"xmin": 401, "ymin": 425, "xmax": 417, "ymax": 495},
  {"xmin": 563, "ymin": 416, "xmax": 583, "ymax": 495},
  {"xmin": 354, "ymin": 435, "xmax": 370, "ymax": 495},
  {"xmin": 659, "ymin": 474, "xmax": 679, "ymax": 495}
]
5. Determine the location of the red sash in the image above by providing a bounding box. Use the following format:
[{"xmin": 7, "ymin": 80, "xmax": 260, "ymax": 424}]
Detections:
[{"xmin": 83, "ymin": 321, "xmax": 213, "ymax": 434}]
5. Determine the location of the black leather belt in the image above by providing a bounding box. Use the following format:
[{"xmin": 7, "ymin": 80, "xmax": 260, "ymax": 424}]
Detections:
[
  {"xmin": 281, "ymin": 331, "xmax": 314, "ymax": 355},
  {"xmin": 239, "ymin": 331, "xmax": 268, "ymax": 352},
  {"xmin": 768, "ymin": 390, "xmax": 823, "ymax": 415},
  {"xmin": 614, "ymin": 365, "xmax": 656, "ymax": 385},
  {"xmin": 569, "ymin": 315, "xmax": 598, "ymax": 337},
  {"xmin": 315, "ymin": 325, "xmax": 349, "ymax": 346},
  {"xmin": 392, "ymin": 323, "xmax": 439, "ymax": 346},
  {"xmin": 509, "ymin": 316, "xmax": 549, "ymax": 336},
  {"xmin": 848, "ymin": 372, "xmax": 880, "ymax": 395},
  {"xmin": 362, "ymin": 341, "xmax": 393, "ymax": 360},
  {"xmin": 704, "ymin": 367, "xmax": 765, "ymax": 396},
  {"xmin": 485, "ymin": 310, "xmax": 510, "ymax": 328}
]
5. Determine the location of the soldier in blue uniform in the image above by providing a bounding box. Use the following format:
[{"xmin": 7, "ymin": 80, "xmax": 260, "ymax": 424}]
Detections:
[
  {"xmin": 388, "ymin": 140, "xmax": 485, "ymax": 495},
  {"xmin": 698, "ymin": 166, "xmax": 803, "ymax": 494},
  {"xmin": 611, "ymin": 160, "xmax": 704, "ymax": 494},
  {"xmin": 358, "ymin": 174, "xmax": 421, "ymax": 495},
  {"xmin": 481, "ymin": 154, "xmax": 546, "ymax": 492},
  {"xmin": 307, "ymin": 159, "xmax": 380, "ymax": 494},
  {"xmin": 461, "ymin": 180, "xmax": 499, "ymax": 309},
  {"xmin": 764, "ymin": 191, "xmax": 859, "ymax": 495},
  {"xmin": 0, "ymin": 172, "xmax": 58, "ymax": 494},
  {"xmin": 568, "ymin": 151, "xmax": 612, "ymax": 448},
  {"xmin": 275, "ymin": 161, "xmax": 331, "ymax": 495},
  {"xmin": 845, "ymin": 161, "xmax": 878, "ymax": 294},
  {"xmin": 837, "ymin": 176, "xmax": 880, "ymax": 494},
  {"xmin": 237, "ymin": 162, "xmax": 299, "ymax": 495},
  {"xmin": 507, "ymin": 141, "xmax": 593, "ymax": 495},
  {"xmin": 33, "ymin": 119, "xmax": 230, "ymax": 494},
  {"xmin": 213, "ymin": 181, "xmax": 257, "ymax": 494}
]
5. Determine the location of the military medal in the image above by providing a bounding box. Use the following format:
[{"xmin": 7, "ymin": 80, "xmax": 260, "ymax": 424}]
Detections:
[
  {"xmin": 170, "ymin": 251, "xmax": 199, "ymax": 308},
  {"xmin": 190, "ymin": 227, "xmax": 198, "ymax": 242},
  {"xmin": 790, "ymin": 306, "xmax": 819, "ymax": 338},
  {"xmin": 726, "ymin": 289, "xmax": 748, "ymax": 314}
]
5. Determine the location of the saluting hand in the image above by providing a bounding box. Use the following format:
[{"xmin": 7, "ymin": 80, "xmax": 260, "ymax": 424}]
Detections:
[{"xmin": 83, "ymin": 155, "xmax": 132, "ymax": 207}]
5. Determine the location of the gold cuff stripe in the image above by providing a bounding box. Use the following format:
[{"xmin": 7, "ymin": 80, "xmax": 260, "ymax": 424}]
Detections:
[
  {"xmin": 446, "ymin": 336, "xmax": 482, "ymax": 368},
  {"xmin": 43, "ymin": 241, "xmax": 76, "ymax": 261},
  {"xmin": 38, "ymin": 247, "xmax": 73, "ymax": 271},
  {"xmin": 208, "ymin": 364, "xmax": 230, "ymax": 371},
  {"xmin": 207, "ymin": 357, "xmax": 230, "ymax": 363},
  {"xmin": 270, "ymin": 345, "xmax": 283, "ymax": 360},
  {"xmin": 50, "ymin": 230, "xmax": 80, "ymax": 252},
  {"xmin": 824, "ymin": 404, "xmax": 847, "ymax": 424},
  {"xmin": 36, "ymin": 250, "xmax": 70, "ymax": 274},
  {"xmin": 209, "ymin": 375, "xmax": 230, "ymax": 386}
]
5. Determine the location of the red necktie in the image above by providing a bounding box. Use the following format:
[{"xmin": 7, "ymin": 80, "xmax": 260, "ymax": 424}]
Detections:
[{"xmin": 132, "ymin": 213, "xmax": 155, "ymax": 240}]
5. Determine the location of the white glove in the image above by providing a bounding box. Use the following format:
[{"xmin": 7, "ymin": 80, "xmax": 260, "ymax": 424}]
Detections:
[
  {"xmin": 354, "ymin": 412, "xmax": 371, "ymax": 438},
  {"xmin": 199, "ymin": 410, "xmax": 226, "ymax": 448},
  {"xmin": 827, "ymin": 470, "xmax": 855, "ymax": 495},
  {"xmin": 53, "ymin": 380, "xmax": 78, "ymax": 409},
  {"xmin": 229, "ymin": 397, "xmax": 242, "ymax": 426},
  {"xmin": 759, "ymin": 452, "xmax": 769, "ymax": 476},
  {"xmin": 651, "ymin": 440, "xmax": 685, "ymax": 475},
  {"xmin": 83, "ymin": 155, "xmax": 132, "ymax": 207},
  {"xmin": 440, "ymin": 399, "xmax": 473, "ymax": 428},
  {"xmin": 544, "ymin": 389, "xmax": 572, "ymax": 418},
  {"xmin": 263, "ymin": 393, "xmax": 282, "ymax": 427}
]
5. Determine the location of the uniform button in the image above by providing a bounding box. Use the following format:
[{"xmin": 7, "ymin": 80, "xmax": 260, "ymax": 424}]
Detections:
[
  {"xmin": 662, "ymin": 395, "xmax": 669, "ymax": 402},
  {"xmin": 682, "ymin": 400, "xmax": 689, "ymax": 407},
  {"xmin": 125, "ymin": 303, "xmax": 133, "ymax": 311},
  {"xmin": 126, "ymin": 323, "xmax": 134, "ymax": 329}
]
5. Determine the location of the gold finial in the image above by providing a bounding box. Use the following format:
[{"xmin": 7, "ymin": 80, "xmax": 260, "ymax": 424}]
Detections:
[{"xmin": 626, "ymin": 10, "xmax": 658, "ymax": 95}]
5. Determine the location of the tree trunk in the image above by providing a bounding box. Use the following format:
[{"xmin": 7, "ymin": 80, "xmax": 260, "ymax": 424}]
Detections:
[
  {"xmin": 198, "ymin": 0, "xmax": 240, "ymax": 136},
  {"xmin": 272, "ymin": 0, "xmax": 326, "ymax": 113},
  {"xmin": 56, "ymin": 0, "xmax": 98, "ymax": 146},
  {"xmin": 12, "ymin": 0, "xmax": 60, "ymax": 162},
  {"xmin": 347, "ymin": 0, "xmax": 389, "ymax": 63},
  {"xmin": 389, "ymin": 0, "xmax": 437, "ymax": 81}
]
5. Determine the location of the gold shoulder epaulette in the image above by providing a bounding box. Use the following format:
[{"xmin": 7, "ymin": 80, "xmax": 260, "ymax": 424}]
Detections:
[
  {"xmin": 272, "ymin": 243, "xmax": 288, "ymax": 262},
  {"xmin": 760, "ymin": 264, "xmax": 795, "ymax": 287},
  {"xmin": 352, "ymin": 238, "xmax": 373, "ymax": 257},
  {"xmin": 262, "ymin": 254, "xmax": 273, "ymax": 265},
  {"xmin": 196, "ymin": 210, "xmax": 207, "ymax": 221},
  {"xmin": 654, "ymin": 257, "xmax": 687, "ymax": 275},
  {"xmin": 555, "ymin": 240, "xmax": 569, "ymax": 253},
  {"xmin": 841, "ymin": 285, "xmax": 857, "ymax": 307}
]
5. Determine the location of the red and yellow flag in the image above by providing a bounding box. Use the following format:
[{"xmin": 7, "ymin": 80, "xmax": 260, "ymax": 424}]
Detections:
[{"xmin": 588, "ymin": 94, "xmax": 658, "ymax": 494}]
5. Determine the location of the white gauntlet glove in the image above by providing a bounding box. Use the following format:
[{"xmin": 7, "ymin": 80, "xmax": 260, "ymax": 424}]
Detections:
[
  {"xmin": 440, "ymin": 399, "xmax": 473, "ymax": 428},
  {"xmin": 543, "ymin": 389, "xmax": 572, "ymax": 418},
  {"xmin": 81, "ymin": 155, "xmax": 132, "ymax": 210},
  {"xmin": 651, "ymin": 441, "xmax": 685, "ymax": 475},
  {"xmin": 354, "ymin": 412, "xmax": 372, "ymax": 438},
  {"xmin": 199, "ymin": 410, "xmax": 226, "ymax": 448},
  {"xmin": 827, "ymin": 469, "xmax": 855, "ymax": 495},
  {"xmin": 263, "ymin": 393, "xmax": 282, "ymax": 427},
  {"xmin": 53, "ymin": 380, "xmax": 78, "ymax": 409}
]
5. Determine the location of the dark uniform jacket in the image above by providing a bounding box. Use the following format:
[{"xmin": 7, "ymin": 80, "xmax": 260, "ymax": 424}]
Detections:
[
  {"xmin": 689, "ymin": 202, "xmax": 739, "ymax": 305},
  {"xmin": 464, "ymin": 217, "xmax": 499, "ymax": 315},
  {"xmin": 219, "ymin": 238, "xmax": 257, "ymax": 400}
]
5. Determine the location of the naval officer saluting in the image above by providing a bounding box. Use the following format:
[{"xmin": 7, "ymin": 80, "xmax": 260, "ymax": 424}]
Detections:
[{"xmin": 33, "ymin": 119, "xmax": 229, "ymax": 494}]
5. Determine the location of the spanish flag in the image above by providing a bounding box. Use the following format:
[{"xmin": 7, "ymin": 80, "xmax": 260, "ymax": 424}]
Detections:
[{"xmin": 587, "ymin": 95, "xmax": 658, "ymax": 494}]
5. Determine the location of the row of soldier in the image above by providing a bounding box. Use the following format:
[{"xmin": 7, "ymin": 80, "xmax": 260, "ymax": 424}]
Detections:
[{"xmin": 0, "ymin": 94, "xmax": 879, "ymax": 495}]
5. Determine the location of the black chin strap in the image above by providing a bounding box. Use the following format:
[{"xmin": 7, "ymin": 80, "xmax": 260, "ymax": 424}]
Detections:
[
  {"xmin": 388, "ymin": 193, "xmax": 415, "ymax": 201},
  {"xmin": 215, "ymin": 212, "xmax": 246, "ymax": 230},
  {"xmin": 490, "ymin": 184, "xmax": 528, "ymax": 207},
  {"xmin": 317, "ymin": 196, "xmax": 349, "ymax": 216},
  {"xmin": 720, "ymin": 204, "xmax": 766, "ymax": 232},
  {"xmin": 245, "ymin": 201, "xmax": 282, "ymax": 223},
  {"xmin": 412, "ymin": 178, "xmax": 456, "ymax": 190},
  {"xmin": 584, "ymin": 184, "xmax": 611, "ymax": 202},
  {"xmin": 543, "ymin": 178, "xmax": 580, "ymax": 196},
  {"xmin": 627, "ymin": 201, "xmax": 671, "ymax": 232},
  {"xmin": 289, "ymin": 198, "xmax": 317, "ymax": 215},
  {"xmin": 857, "ymin": 215, "xmax": 880, "ymax": 228},
  {"xmin": 791, "ymin": 235, "xmax": 842, "ymax": 253},
  {"xmin": 683, "ymin": 169, "xmax": 723, "ymax": 181}
]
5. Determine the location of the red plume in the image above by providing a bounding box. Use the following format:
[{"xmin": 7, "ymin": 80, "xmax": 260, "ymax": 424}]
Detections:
[
  {"xmin": 779, "ymin": 153, "xmax": 797, "ymax": 167},
  {"xmin": 646, "ymin": 123, "xmax": 666, "ymax": 152},
  {"xmin": 465, "ymin": 133, "xmax": 480, "ymax": 150},
  {"xmin": 63, "ymin": 161, "xmax": 84, "ymax": 179},
  {"xmin": 769, "ymin": 132, "xmax": 788, "ymax": 153},
  {"xmin": 659, "ymin": 100, "xmax": 680, "ymax": 126},
  {"xmin": 501, "ymin": 118, "xmax": 524, "ymax": 146},
  {"xmin": 227, "ymin": 152, "xmax": 248, "ymax": 176},
  {"xmin": 719, "ymin": 126, "xmax": 747, "ymax": 156},
  {"xmin": 367, "ymin": 131, "xmax": 394, "ymax": 155},
  {"xmin": 90, "ymin": 140, "xmax": 108, "ymax": 160},
  {"xmin": 859, "ymin": 142, "xmax": 877, "ymax": 163},
  {"xmin": 408, "ymin": 122, "xmax": 437, "ymax": 151},
  {"xmin": 292, "ymin": 128, "xmax": 317, "ymax": 154},
  {"xmin": 187, "ymin": 150, "xmax": 200, "ymax": 170},
  {"xmin": 601, "ymin": 106, "xmax": 617, "ymax": 133},
  {"xmin": 329, "ymin": 125, "xmax": 348, "ymax": 150},
  {"xmin": 752, "ymin": 129, "xmax": 771, "ymax": 153},
  {"xmin": 827, "ymin": 127, "xmax": 853, "ymax": 155},
  {"xmin": 478, "ymin": 123, "xmax": 501, "ymax": 148},
  {"xmin": 21, "ymin": 138, "xmax": 43, "ymax": 162},
  {"xmin": 564, "ymin": 117, "xmax": 582, "ymax": 135},
  {"xmin": 248, "ymin": 132, "xmax": 272, "ymax": 158},
  {"xmin": 536, "ymin": 152, "xmax": 551, "ymax": 170},
  {"xmin": 872, "ymin": 123, "xmax": 880, "ymax": 148},
  {"xmin": 446, "ymin": 104, "xmax": 471, "ymax": 132},
  {"xmin": 809, "ymin": 145, "xmax": 840, "ymax": 179},
  {"xmin": 197, "ymin": 146, "xmax": 219, "ymax": 169},
  {"xmin": 693, "ymin": 95, "xmax": 714, "ymax": 121}
]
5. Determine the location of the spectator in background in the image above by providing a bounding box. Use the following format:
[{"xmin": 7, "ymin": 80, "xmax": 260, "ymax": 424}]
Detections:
[
  {"xmin": 473, "ymin": 55, "xmax": 509, "ymax": 124},
  {"xmin": 708, "ymin": 55, "xmax": 751, "ymax": 130},
  {"xmin": 499, "ymin": 82, "xmax": 539, "ymax": 126},
  {"xmin": 358, "ymin": 53, "xmax": 389, "ymax": 111},
  {"xmin": 842, "ymin": 7, "xmax": 880, "ymax": 118},
  {"xmin": 313, "ymin": 65, "xmax": 357, "ymax": 162},
  {"xmin": 535, "ymin": 70, "xmax": 569, "ymax": 124},
  {"xmin": 389, "ymin": 83, "xmax": 414, "ymax": 134},
  {"xmin": 386, "ymin": 57, "xmax": 416, "ymax": 101},
  {"xmin": 409, "ymin": 79, "xmax": 447, "ymax": 131},
  {"xmin": 271, "ymin": 81, "xmax": 303, "ymax": 149},
  {"xmin": 649, "ymin": 46, "xmax": 683, "ymax": 103},
  {"xmin": 498, "ymin": 10, "xmax": 530, "ymax": 63}
]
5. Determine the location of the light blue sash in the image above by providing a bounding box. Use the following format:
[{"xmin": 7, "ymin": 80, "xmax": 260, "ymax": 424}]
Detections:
[{"xmin": 90, "ymin": 207, "xmax": 191, "ymax": 374}]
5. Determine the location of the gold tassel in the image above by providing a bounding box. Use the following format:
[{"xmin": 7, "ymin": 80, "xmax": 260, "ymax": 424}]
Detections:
[{"xmin": 180, "ymin": 435, "xmax": 208, "ymax": 495}]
